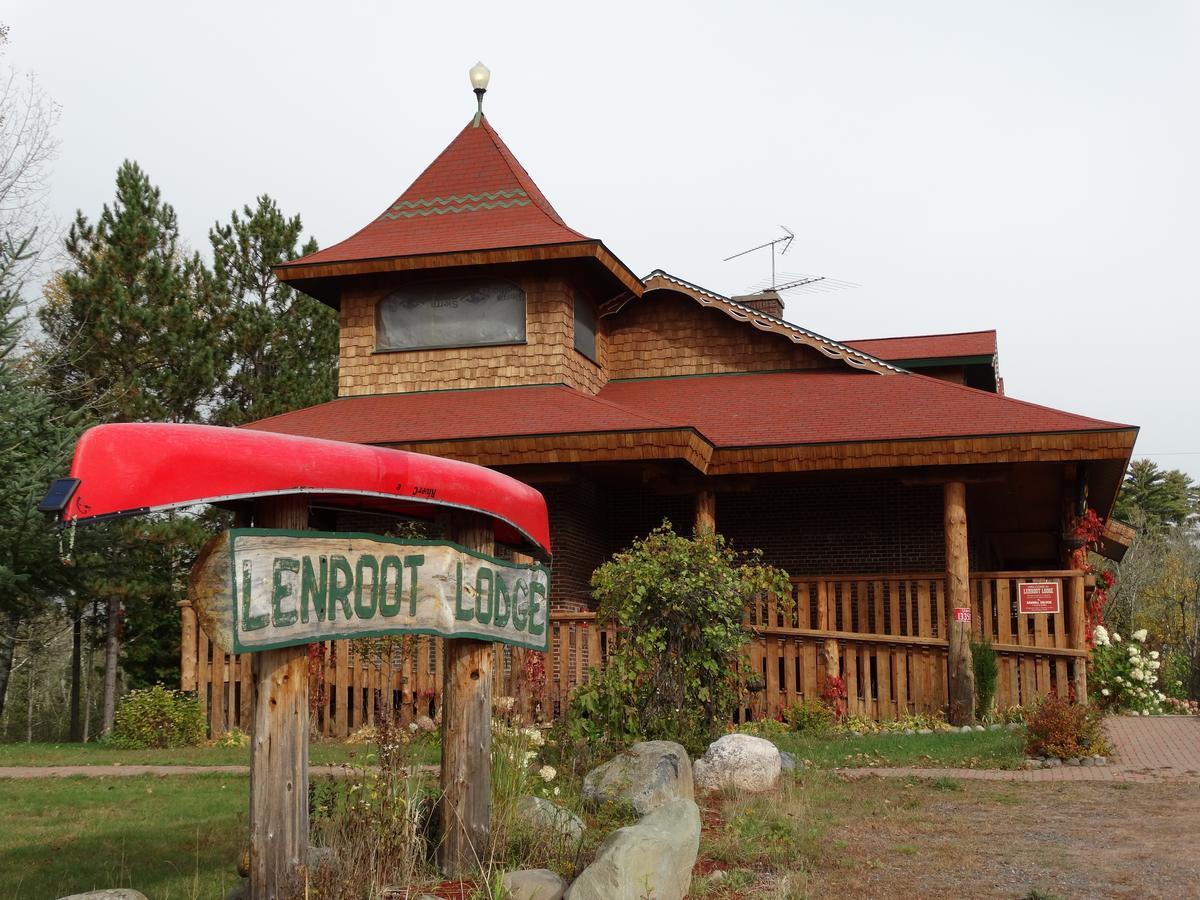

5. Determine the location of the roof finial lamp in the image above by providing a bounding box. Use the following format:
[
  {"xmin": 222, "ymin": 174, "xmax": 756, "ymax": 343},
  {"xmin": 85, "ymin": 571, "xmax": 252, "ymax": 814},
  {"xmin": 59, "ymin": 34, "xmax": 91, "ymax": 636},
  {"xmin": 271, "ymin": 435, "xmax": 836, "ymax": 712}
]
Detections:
[{"xmin": 469, "ymin": 61, "xmax": 491, "ymax": 127}]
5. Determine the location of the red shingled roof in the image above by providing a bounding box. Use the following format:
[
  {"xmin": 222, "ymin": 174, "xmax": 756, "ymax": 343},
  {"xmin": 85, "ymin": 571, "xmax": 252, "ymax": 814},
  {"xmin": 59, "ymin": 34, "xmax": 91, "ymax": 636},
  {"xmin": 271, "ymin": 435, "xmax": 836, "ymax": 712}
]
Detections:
[
  {"xmin": 844, "ymin": 330, "xmax": 997, "ymax": 362},
  {"xmin": 279, "ymin": 117, "xmax": 589, "ymax": 268},
  {"xmin": 248, "ymin": 371, "xmax": 1129, "ymax": 450}
]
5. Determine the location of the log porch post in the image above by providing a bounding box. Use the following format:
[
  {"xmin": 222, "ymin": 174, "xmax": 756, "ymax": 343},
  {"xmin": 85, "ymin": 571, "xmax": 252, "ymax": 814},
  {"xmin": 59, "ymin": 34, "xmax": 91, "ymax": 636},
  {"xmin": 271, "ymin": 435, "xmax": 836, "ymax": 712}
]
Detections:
[
  {"xmin": 178, "ymin": 599, "xmax": 197, "ymax": 693},
  {"xmin": 249, "ymin": 495, "xmax": 310, "ymax": 900},
  {"xmin": 439, "ymin": 511, "xmax": 494, "ymax": 877},
  {"xmin": 694, "ymin": 488, "xmax": 716, "ymax": 534},
  {"xmin": 1069, "ymin": 573, "xmax": 1089, "ymax": 701},
  {"xmin": 943, "ymin": 482, "xmax": 976, "ymax": 725}
]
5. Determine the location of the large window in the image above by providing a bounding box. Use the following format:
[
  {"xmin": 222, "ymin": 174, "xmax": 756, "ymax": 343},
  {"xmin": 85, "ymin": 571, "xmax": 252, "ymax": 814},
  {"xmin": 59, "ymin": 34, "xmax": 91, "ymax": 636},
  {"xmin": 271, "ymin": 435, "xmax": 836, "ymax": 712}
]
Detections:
[
  {"xmin": 573, "ymin": 292, "xmax": 597, "ymax": 362},
  {"xmin": 376, "ymin": 278, "xmax": 526, "ymax": 352}
]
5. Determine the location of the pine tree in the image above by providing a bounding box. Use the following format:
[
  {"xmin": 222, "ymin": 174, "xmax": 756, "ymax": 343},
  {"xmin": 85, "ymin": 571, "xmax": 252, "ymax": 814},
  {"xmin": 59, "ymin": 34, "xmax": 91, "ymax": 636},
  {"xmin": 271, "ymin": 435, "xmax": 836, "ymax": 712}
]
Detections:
[
  {"xmin": 38, "ymin": 160, "xmax": 223, "ymax": 423},
  {"xmin": 209, "ymin": 195, "xmax": 336, "ymax": 425},
  {"xmin": 35, "ymin": 161, "xmax": 226, "ymax": 732}
]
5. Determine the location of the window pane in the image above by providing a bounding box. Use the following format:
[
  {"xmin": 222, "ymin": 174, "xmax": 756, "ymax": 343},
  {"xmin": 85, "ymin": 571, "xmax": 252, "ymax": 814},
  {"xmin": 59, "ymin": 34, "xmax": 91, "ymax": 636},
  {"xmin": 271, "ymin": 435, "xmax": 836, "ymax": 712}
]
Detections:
[
  {"xmin": 377, "ymin": 279, "xmax": 526, "ymax": 351},
  {"xmin": 574, "ymin": 293, "xmax": 597, "ymax": 362}
]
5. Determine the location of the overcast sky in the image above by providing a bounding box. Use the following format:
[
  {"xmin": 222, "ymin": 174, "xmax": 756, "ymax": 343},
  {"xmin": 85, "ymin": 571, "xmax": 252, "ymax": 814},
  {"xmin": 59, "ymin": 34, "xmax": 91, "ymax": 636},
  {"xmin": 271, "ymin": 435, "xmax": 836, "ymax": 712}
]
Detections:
[{"xmin": 6, "ymin": 2, "xmax": 1198, "ymax": 478}]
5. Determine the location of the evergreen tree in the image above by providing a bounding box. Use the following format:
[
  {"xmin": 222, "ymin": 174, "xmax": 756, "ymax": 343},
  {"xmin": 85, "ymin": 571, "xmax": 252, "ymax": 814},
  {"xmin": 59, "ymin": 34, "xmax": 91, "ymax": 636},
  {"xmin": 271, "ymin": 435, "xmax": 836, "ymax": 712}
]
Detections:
[
  {"xmin": 1113, "ymin": 459, "xmax": 1198, "ymax": 531},
  {"xmin": 38, "ymin": 160, "xmax": 223, "ymax": 422},
  {"xmin": 209, "ymin": 195, "xmax": 336, "ymax": 425}
]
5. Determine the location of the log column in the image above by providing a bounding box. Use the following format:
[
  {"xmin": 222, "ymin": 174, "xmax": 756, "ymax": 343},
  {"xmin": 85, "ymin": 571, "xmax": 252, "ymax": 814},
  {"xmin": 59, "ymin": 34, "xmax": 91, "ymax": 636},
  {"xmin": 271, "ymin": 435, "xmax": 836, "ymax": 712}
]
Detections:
[
  {"xmin": 249, "ymin": 495, "xmax": 310, "ymax": 900},
  {"xmin": 943, "ymin": 482, "xmax": 976, "ymax": 725},
  {"xmin": 439, "ymin": 512, "xmax": 494, "ymax": 877},
  {"xmin": 178, "ymin": 599, "xmax": 198, "ymax": 693},
  {"xmin": 694, "ymin": 489, "xmax": 716, "ymax": 535},
  {"xmin": 1069, "ymin": 574, "xmax": 1088, "ymax": 701}
]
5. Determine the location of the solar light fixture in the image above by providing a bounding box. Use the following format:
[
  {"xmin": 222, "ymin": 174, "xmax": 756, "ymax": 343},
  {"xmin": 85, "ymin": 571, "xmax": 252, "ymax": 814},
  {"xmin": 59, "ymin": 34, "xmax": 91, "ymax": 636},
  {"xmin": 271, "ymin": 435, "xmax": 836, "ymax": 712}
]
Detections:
[{"xmin": 470, "ymin": 61, "xmax": 491, "ymax": 126}]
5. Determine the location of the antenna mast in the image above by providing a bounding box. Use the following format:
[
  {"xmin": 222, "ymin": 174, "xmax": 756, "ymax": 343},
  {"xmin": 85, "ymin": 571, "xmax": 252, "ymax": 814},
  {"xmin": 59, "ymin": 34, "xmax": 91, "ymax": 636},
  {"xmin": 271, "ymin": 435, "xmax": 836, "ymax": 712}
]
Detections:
[{"xmin": 723, "ymin": 226, "xmax": 794, "ymax": 290}]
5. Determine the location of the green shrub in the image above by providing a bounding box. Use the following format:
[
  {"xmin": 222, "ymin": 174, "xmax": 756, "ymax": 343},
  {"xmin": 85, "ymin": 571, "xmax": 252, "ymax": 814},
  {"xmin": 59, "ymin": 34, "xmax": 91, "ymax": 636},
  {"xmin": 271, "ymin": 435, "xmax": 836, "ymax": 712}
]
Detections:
[
  {"xmin": 785, "ymin": 699, "xmax": 833, "ymax": 735},
  {"xmin": 1023, "ymin": 693, "xmax": 1109, "ymax": 759},
  {"xmin": 109, "ymin": 685, "xmax": 206, "ymax": 749},
  {"xmin": 567, "ymin": 522, "xmax": 790, "ymax": 755},
  {"xmin": 971, "ymin": 635, "xmax": 999, "ymax": 719},
  {"xmin": 738, "ymin": 718, "xmax": 789, "ymax": 738}
]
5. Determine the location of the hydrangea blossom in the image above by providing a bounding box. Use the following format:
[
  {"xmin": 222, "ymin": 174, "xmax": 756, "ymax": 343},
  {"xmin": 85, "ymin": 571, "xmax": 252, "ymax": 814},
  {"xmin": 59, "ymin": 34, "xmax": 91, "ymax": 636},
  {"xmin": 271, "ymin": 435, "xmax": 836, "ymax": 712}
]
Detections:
[
  {"xmin": 1132, "ymin": 629, "xmax": 1149, "ymax": 643},
  {"xmin": 1093, "ymin": 625, "xmax": 1110, "ymax": 646}
]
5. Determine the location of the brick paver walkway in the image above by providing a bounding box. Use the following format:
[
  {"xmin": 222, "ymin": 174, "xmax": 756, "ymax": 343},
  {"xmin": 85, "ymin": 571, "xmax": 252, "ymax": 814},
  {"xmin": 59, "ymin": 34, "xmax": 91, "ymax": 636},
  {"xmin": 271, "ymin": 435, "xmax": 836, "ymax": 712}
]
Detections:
[{"xmin": 840, "ymin": 715, "xmax": 1200, "ymax": 784}]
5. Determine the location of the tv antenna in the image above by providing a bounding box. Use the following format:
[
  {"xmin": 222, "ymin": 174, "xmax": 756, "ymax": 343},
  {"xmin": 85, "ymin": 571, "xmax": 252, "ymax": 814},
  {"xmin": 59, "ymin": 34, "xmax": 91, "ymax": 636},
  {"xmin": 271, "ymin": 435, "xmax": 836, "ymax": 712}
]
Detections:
[
  {"xmin": 724, "ymin": 226, "xmax": 794, "ymax": 290},
  {"xmin": 725, "ymin": 226, "xmax": 858, "ymax": 296}
]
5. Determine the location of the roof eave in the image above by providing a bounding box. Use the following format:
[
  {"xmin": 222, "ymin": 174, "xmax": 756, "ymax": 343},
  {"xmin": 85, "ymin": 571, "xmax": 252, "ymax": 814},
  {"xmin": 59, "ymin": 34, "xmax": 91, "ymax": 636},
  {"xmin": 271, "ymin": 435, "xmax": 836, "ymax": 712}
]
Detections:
[{"xmin": 274, "ymin": 239, "xmax": 644, "ymax": 308}]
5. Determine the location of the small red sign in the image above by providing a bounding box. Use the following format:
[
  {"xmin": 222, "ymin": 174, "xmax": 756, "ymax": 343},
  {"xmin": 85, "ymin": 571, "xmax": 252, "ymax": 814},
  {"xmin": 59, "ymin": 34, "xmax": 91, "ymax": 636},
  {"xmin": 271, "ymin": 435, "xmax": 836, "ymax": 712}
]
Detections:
[
  {"xmin": 953, "ymin": 607, "xmax": 972, "ymax": 623},
  {"xmin": 1018, "ymin": 581, "xmax": 1061, "ymax": 615}
]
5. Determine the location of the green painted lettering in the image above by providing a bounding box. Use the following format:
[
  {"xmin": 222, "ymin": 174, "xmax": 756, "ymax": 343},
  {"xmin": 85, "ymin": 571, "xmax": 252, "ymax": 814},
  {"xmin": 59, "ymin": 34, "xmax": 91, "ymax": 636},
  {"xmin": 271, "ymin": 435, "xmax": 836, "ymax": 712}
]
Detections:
[
  {"xmin": 378, "ymin": 555, "xmax": 403, "ymax": 617},
  {"xmin": 475, "ymin": 568, "xmax": 493, "ymax": 625},
  {"xmin": 328, "ymin": 556, "xmax": 354, "ymax": 620},
  {"xmin": 454, "ymin": 561, "xmax": 473, "ymax": 621},
  {"xmin": 404, "ymin": 554, "xmax": 425, "ymax": 616},
  {"xmin": 271, "ymin": 557, "xmax": 300, "ymax": 628},
  {"xmin": 511, "ymin": 580, "xmax": 528, "ymax": 632},
  {"xmin": 354, "ymin": 555, "xmax": 379, "ymax": 619},
  {"xmin": 300, "ymin": 556, "xmax": 327, "ymax": 624},
  {"xmin": 528, "ymin": 579, "xmax": 546, "ymax": 636},
  {"xmin": 241, "ymin": 560, "xmax": 269, "ymax": 633},
  {"xmin": 493, "ymin": 574, "xmax": 510, "ymax": 628}
]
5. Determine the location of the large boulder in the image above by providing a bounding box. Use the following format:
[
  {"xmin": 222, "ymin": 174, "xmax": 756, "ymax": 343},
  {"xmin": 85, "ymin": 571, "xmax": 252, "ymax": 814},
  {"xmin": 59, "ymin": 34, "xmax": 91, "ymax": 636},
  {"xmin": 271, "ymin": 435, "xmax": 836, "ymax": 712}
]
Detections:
[
  {"xmin": 581, "ymin": 740, "xmax": 693, "ymax": 815},
  {"xmin": 514, "ymin": 794, "xmax": 585, "ymax": 842},
  {"xmin": 503, "ymin": 868, "xmax": 568, "ymax": 900},
  {"xmin": 58, "ymin": 893, "xmax": 150, "ymax": 900},
  {"xmin": 564, "ymin": 799, "xmax": 700, "ymax": 900},
  {"xmin": 693, "ymin": 733, "xmax": 781, "ymax": 794}
]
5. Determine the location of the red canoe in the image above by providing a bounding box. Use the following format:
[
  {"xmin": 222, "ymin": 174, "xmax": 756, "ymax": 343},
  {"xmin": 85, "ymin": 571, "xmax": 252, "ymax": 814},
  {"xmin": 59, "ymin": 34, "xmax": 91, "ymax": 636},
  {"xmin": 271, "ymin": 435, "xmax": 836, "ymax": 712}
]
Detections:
[{"xmin": 40, "ymin": 423, "xmax": 551, "ymax": 558}]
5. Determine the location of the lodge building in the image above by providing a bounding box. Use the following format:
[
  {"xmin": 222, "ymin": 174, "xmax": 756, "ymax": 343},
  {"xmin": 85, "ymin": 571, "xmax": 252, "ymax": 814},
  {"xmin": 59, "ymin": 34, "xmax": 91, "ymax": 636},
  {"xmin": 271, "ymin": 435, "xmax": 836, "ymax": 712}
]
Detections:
[{"xmin": 181, "ymin": 101, "xmax": 1137, "ymax": 733}]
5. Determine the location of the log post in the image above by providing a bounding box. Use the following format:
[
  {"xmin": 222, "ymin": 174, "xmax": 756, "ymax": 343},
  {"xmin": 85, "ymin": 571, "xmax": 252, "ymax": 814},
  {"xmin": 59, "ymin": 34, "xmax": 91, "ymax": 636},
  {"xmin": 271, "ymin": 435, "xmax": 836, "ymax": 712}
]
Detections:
[
  {"xmin": 816, "ymin": 582, "xmax": 839, "ymax": 688},
  {"xmin": 249, "ymin": 495, "xmax": 310, "ymax": 900},
  {"xmin": 1069, "ymin": 574, "xmax": 1088, "ymax": 702},
  {"xmin": 943, "ymin": 482, "xmax": 975, "ymax": 725},
  {"xmin": 694, "ymin": 489, "xmax": 716, "ymax": 535},
  {"xmin": 439, "ymin": 512, "xmax": 494, "ymax": 877},
  {"xmin": 510, "ymin": 552, "xmax": 533, "ymax": 724},
  {"xmin": 178, "ymin": 599, "xmax": 197, "ymax": 693}
]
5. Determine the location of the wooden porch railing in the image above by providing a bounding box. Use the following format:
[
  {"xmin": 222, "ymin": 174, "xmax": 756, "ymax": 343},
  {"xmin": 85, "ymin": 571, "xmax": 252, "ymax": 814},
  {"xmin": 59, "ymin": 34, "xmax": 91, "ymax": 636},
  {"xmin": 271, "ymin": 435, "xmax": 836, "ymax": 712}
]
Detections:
[{"xmin": 180, "ymin": 570, "xmax": 1087, "ymax": 736}]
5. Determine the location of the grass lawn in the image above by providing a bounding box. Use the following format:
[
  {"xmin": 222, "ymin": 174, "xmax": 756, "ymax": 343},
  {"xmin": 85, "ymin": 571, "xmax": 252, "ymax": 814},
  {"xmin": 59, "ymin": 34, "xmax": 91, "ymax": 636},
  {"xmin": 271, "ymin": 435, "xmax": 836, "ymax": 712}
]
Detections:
[
  {"xmin": 0, "ymin": 774, "xmax": 246, "ymax": 900},
  {"xmin": 0, "ymin": 739, "xmax": 439, "ymax": 768},
  {"xmin": 772, "ymin": 727, "xmax": 1025, "ymax": 770}
]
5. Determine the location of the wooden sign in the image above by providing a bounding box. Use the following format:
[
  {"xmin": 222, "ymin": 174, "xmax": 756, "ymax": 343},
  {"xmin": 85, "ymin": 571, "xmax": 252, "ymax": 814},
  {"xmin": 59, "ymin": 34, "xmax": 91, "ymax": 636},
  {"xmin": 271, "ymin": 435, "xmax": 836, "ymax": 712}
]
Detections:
[
  {"xmin": 189, "ymin": 528, "xmax": 550, "ymax": 653},
  {"xmin": 953, "ymin": 607, "xmax": 972, "ymax": 623},
  {"xmin": 1018, "ymin": 581, "xmax": 1061, "ymax": 615}
]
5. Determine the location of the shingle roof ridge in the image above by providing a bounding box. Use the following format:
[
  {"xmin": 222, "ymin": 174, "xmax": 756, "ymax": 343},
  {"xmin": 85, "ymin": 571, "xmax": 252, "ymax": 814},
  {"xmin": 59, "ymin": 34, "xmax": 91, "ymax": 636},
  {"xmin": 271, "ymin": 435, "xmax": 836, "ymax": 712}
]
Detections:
[
  {"xmin": 540, "ymin": 384, "xmax": 682, "ymax": 430},
  {"xmin": 903, "ymin": 370, "xmax": 1133, "ymax": 432},
  {"xmin": 643, "ymin": 269, "xmax": 904, "ymax": 375},
  {"xmin": 845, "ymin": 328, "xmax": 997, "ymax": 344},
  {"xmin": 477, "ymin": 118, "xmax": 590, "ymax": 241}
]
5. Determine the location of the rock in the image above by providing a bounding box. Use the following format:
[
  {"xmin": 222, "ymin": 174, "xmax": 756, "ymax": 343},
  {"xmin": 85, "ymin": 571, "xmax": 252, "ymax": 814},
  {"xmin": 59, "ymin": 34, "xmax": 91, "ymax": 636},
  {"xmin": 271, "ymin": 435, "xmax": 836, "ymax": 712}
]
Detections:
[
  {"xmin": 564, "ymin": 799, "xmax": 700, "ymax": 900},
  {"xmin": 1066, "ymin": 757, "xmax": 1081, "ymax": 767},
  {"xmin": 308, "ymin": 845, "xmax": 331, "ymax": 871},
  {"xmin": 779, "ymin": 750, "xmax": 797, "ymax": 773},
  {"xmin": 692, "ymin": 734, "xmax": 781, "ymax": 794},
  {"xmin": 1046, "ymin": 758, "xmax": 1062, "ymax": 767},
  {"xmin": 1082, "ymin": 757, "xmax": 1095, "ymax": 767},
  {"xmin": 58, "ymin": 893, "xmax": 150, "ymax": 900},
  {"xmin": 503, "ymin": 868, "xmax": 568, "ymax": 900},
  {"xmin": 958, "ymin": 725, "xmax": 972, "ymax": 733},
  {"xmin": 988, "ymin": 723, "xmax": 1002, "ymax": 731},
  {"xmin": 917, "ymin": 728, "xmax": 933, "ymax": 735},
  {"xmin": 515, "ymin": 795, "xmax": 585, "ymax": 842},
  {"xmin": 1094, "ymin": 755, "xmax": 1107, "ymax": 766},
  {"xmin": 903, "ymin": 728, "xmax": 916, "ymax": 736},
  {"xmin": 415, "ymin": 714, "xmax": 436, "ymax": 732},
  {"xmin": 582, "ymin": 740, "xmax": 693, "ymax": 816},
  {"xmin": 973, "ymin": 724, "xmax": 985, "ymax": 732},
  {"xmin": 1007, "ymin": 722, "xmax": 1022, "ymax": 731}
]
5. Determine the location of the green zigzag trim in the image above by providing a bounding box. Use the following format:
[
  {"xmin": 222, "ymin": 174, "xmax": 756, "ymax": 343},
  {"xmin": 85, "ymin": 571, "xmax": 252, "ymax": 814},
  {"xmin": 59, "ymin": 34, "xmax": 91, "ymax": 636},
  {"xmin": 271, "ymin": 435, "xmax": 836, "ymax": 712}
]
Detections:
[
  {"xmin": 386, "ymin": 189, "xmax": 529, "ymax": 212},
  {"xmin": 380, "ymin": 198, "xmax": 531, "ymax": 220}
]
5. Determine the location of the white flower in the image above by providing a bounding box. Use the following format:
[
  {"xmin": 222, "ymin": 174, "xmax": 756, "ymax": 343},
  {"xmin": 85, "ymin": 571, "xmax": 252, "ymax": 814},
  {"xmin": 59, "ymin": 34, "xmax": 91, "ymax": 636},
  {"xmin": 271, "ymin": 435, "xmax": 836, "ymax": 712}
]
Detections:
[
  {"xmin": 1112, "ymin": 633, "xmax": 1122, "ymax": 642},
  {"xmin": 1150, "ymin": 660, "xmax": 1160, "ymax": 670},
  {"xmin": 1133, "ymin": 629, "xmax": 1148, "ymax": 643},
  {"xmin": 553, "ymin": 786, "xmax": 560, "ymax": 796},
  {"xmin": 1101, "ymin": 688, "xmax": 1110, "ymax": 696},
  {"xmin": 1130, "ymin": 669, "xmax": 1144, "ymax": 682},
  {"xmin": 409, "ymin": 723, "xmax": 419, "ymax": 733},
  {"xmin": 1150, "ymin": 650, "xmax": 1160, "ymax": 660},
  {"xmin": 1092, "ymin": 626, "xmax": 1110, "ymax": 646},
  {"xmin": 538, "ymin": 765, "xmax": 557, "ymax": 782},
  {"xmin": 1115, "ymin": 676, "xmax": 1125, "ymax": 684}
]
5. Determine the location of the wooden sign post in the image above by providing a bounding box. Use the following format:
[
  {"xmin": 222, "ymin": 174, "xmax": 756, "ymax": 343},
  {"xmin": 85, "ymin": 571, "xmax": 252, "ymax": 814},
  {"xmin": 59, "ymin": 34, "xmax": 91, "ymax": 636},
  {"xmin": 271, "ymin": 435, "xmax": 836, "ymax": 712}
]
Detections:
[{"xmin": 188, "ymin": 519, "xmax": 551, "ymax": 892}]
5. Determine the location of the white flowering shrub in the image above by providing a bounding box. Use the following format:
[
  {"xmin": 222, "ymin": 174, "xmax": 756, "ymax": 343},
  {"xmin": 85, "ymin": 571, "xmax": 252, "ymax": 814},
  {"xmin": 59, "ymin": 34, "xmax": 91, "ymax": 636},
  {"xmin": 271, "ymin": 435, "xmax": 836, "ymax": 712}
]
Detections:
[{"xmin": 1090, "ymin": 627, "xmax": 1167, "ymax": 714}]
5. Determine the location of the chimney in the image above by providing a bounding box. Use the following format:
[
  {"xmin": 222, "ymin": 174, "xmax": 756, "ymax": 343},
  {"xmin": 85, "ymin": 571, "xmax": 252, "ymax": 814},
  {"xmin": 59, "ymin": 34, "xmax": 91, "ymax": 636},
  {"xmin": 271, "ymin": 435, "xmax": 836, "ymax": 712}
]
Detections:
[{"xmin": 732, "ymin": 290, "xmax": 784, "ymax": 319}]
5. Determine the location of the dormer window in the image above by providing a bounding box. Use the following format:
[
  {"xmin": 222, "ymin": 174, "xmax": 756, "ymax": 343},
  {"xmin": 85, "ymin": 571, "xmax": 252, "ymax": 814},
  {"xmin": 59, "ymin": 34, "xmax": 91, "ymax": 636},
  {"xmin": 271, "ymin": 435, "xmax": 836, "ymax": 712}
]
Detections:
[
  {"xmin": 573, "ymin": 292, "xmax": 597, "ymax": 362},
  {"xmin": 376, "ymin": 278, "xmax": 526, "ymax": 352}
]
